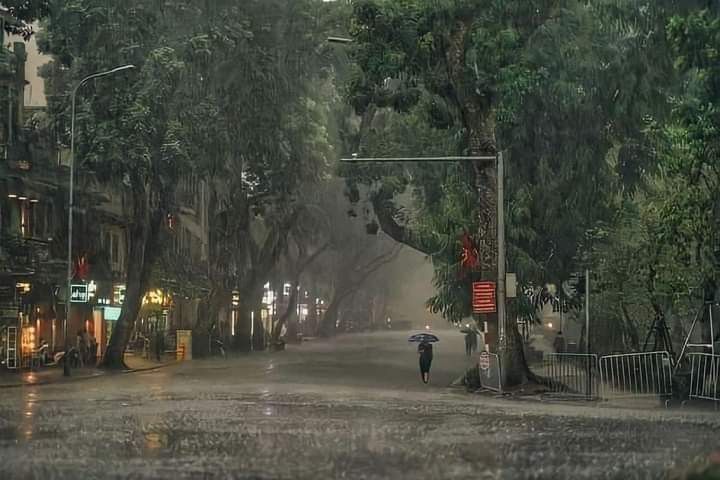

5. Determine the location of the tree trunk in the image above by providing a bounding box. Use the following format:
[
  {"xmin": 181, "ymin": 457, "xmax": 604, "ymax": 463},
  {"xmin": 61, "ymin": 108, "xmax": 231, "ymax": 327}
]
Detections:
[
  {"xmin": 236, "ymin": 279, "xmax": 265, "ymax": 352},
  {"xmin": 318, "ymin": 296, "xmax": 342, "ymax": 337},
  {"xmin": 196, "ymin": 287, "xmax": 227, "ymax": 335},
  {"xmin": 620, "ymin": 302, "xmax": 641, "ymax": 351},
  {"xmin": 272, "ymin": 281, "xmax": 299, "ymax": 343},
  {"xmin": 102, "ymin": 186, "xmax": 158, "ymax": 369}
]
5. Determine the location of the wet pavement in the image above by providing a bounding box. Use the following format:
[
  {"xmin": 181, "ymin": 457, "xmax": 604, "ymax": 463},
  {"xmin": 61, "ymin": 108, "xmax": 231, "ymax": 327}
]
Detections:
[
  {"xmin": 0, "ymin": 330, "xmax": 717, "ymax": 479},
  {"xmin": 0, "ymin": 355, "xmax": 176, "ymax": 388}
]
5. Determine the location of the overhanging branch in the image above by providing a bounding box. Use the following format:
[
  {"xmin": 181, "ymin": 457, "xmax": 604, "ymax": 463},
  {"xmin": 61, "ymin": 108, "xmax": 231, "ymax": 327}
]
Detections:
[{"xmin": 371, "ymin": 195, "xmax": 434, "ymax": 255}]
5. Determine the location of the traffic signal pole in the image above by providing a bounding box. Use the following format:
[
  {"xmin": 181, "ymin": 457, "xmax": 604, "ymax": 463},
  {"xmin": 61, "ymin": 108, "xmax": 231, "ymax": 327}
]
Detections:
[{"xmin": 497, "ymin": 152, "xmax": 506, "ymax": 347}]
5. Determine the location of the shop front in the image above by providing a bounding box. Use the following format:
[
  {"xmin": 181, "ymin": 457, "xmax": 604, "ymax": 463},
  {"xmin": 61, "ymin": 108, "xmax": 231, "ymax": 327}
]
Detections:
[{"xmin": 0, "ymin": 279, "xmax": 63, "ymax": 369}]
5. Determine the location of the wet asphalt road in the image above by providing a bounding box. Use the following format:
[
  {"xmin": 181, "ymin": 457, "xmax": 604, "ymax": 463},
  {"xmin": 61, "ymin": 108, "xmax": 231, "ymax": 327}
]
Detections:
[{"xmin": 0, "ymin": 330, "xmax": 718, "ymax": 480}]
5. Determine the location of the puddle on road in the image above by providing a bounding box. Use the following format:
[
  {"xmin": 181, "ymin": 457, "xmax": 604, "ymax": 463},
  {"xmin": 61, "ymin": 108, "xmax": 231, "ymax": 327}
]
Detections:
[
  {"xmin": 0, "ymin": 425, "xmax": 63, "ymax": 441},
  {"xmin": 143, "ymin": 431, "xmax": 170, "ymax": 455}
]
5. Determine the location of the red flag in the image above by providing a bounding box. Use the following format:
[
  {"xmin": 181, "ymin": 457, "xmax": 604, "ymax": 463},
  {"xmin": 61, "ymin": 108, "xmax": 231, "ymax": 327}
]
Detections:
[
  {"xmin": 73, "ymin": 255, "xmax": 90, "ymax": 280},
  {"xmin": 460, "ymin": 233, "xmax": 479, "ymax": 271}
]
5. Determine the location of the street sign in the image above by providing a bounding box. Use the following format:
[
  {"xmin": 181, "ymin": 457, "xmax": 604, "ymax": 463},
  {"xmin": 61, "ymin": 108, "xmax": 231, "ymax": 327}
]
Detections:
[
  {"xmin": 479, "ymin": 351, "xmax": 490, "ymax": 370},
  {"xmin": 506, "ymin": 273, "xmax": 517, "ymax": 298},
  {"xmin": 472, "ymin": 281, "xmax": 496, "ymax": 314},
  {"xmin": 70, "ymin": 284, "xmax": 88, "ymax": 303}
]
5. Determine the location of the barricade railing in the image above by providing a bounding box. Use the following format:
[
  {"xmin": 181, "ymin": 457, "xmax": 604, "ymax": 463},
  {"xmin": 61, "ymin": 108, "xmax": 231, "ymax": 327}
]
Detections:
[
  {"xmin": 599, "ymin": 351, "xmax": 672, "ymax": 400},
  {"xmin": 478, "ymin": 351, "xmax": 502, "ymax": 394},
  {"xmin": 541, "ymin": 353, "xmax": 599, "ymax": 399},
  {"xmin": 688, "ymin": 353, "xmax": 720, "ymax": 402}
]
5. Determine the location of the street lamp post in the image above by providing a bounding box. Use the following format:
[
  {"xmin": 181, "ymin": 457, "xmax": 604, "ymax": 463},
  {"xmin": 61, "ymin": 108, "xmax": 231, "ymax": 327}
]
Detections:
[{"xmin": 64, "ymin": 65, "xmax": 135, "ymax": 376}]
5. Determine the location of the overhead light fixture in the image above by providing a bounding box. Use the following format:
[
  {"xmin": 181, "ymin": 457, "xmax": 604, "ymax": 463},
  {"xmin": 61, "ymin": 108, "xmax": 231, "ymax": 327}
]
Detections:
[
  {"xmin": 30, "ymin": 199, "xmax": 39, "ymax": 203},
  {"xmin": 8, "ymin": 194, "xmax": 17, "ymax": 198},
  {"xmin": 18, "ymin": 196, "xmax": 27, "ymax": 201}
]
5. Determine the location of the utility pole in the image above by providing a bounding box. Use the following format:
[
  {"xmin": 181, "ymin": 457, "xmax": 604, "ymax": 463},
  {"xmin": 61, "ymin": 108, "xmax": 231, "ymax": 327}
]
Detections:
[{"xmin": 497, "ymin": 152, "xmax": 506, "ymax": 347}]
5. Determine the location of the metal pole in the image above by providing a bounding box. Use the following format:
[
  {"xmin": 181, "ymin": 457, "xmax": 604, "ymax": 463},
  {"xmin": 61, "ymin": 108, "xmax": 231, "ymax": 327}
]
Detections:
[
  {"xmin": 250, "ymin": 310, "xmax": 255, "ymax": 352},
  {"xmin": 340, "ymin": 155, "xmax": 497, "ymax": 163},
  {"xmin": 497, "ymin": 152, "xmax": 506, "ymax": 347},
  {"xmin": 64, "ymin": 86, "xmax": 78, "ymax": 377},
  {"xmin": 674, "ymin": 305, "xmax": 703, "ymax": 374},
  {"xmin": 585, "ymin": 269, "xmax": 590, "ymax": 354},
  {"xmin": 710, "ymin": 304, "xmax": 717, "ymax": 407}
]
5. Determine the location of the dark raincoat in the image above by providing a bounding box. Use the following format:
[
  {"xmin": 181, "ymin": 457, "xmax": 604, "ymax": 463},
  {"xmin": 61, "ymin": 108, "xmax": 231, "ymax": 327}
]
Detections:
[{"xmin": 418, "ymin": 342, "xmax": 433, "ymax": 374}]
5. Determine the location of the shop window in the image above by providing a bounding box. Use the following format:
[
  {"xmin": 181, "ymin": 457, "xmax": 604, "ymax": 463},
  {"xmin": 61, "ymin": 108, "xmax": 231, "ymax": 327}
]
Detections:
[{"xmin": 20, "ymin": 201, "xmax": 31, "ymax": 238}]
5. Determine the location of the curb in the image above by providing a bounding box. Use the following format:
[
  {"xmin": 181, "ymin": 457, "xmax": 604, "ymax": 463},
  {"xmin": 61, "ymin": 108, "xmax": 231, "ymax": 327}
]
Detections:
[{"xmin": 0, "ymin": 361, "xmax": 179, "ymax": 389}]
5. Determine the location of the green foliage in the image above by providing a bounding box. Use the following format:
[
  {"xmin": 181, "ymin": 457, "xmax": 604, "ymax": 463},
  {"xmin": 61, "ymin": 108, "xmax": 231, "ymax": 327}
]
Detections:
[
  {"xmin": 0, "ymin": 1, "xmax": 49, "ymax": 39},
  {"xmin": 342, "ymin": 0, "xmax": 683, "ymax": 326}
]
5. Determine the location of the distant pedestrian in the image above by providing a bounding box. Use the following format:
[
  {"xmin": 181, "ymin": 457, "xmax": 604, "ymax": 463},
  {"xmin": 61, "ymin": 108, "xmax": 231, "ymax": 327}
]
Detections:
[
  {"xmin": 155, "ymin": 328, "xmax": 164, "ymax": 361},
  {"xmin": 465, "ymin": 332, "xmax": 474, "ymax": 356},
  {"xmin": 88, "ymin": 334, "xmax": 97, "ymax": 366},
  {"xmin": 82, "ymin": 328, "xmax": 91, "ymax": 364},
  {"xmin": 76, "ymin": 330, "xmax": 86, "ymax": 367},
  {"xmin": 553, "ymin": 331, "xmax": 566, "ymax": 354},
  {"xmin": 418, "ymin": 341, "xmax": 433, "ymax": 383},
  {"xmin": 38, "ymin": 338, "xmax": 49, "ymax": 365}
]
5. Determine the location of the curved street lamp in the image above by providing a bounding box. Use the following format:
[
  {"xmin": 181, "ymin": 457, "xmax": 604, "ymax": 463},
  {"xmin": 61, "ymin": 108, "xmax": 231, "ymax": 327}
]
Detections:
[{"xmin": 64, "ymin": 64, "xmax": 135, "ymax": 376}]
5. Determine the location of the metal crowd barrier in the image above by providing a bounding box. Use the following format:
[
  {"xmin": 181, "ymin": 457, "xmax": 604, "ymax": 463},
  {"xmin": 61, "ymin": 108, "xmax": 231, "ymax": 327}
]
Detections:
[
  {"xmin": 541, "ymin": 353, "xmax": 599, "ymax": 399},
  {"xmin": 478, "ymin": 351, "xmax": 502, "ymax": 394},
  {"xmin": 688, "ymin": 353, "xmax": 720, "ymax": 402},
  {"xmin": 599, "ymin": 351, "xmax": 672, "ymax": 399}
]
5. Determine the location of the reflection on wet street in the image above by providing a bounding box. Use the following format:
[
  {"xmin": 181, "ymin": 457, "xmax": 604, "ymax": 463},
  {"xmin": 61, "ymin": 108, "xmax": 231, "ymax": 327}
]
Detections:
[{"xmin": 0, "ymin": 331, "xmax": 717, "ymax": 479}]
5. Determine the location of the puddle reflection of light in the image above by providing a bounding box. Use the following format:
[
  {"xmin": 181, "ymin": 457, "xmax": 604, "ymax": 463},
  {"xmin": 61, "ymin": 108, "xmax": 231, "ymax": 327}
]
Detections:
[
  {"xmin": 22, "ymin": 390, "xmax": 36, "ymax": 441},
  {"xmin": 145, "ymin": 432, "xmax": 162, "ymax": 450}
]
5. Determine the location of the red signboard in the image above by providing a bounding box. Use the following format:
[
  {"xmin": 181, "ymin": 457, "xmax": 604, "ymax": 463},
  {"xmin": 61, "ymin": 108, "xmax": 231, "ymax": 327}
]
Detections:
[{"xmin": 472, "ymin": 281, "xmax": 496, "ymax": 314}]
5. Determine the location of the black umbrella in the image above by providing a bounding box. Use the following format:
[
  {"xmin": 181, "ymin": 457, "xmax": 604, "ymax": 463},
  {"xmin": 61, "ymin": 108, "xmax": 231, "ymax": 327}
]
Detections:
[{"xmin": 408, "ymin": 333, "xmax": 440, "ymax": 343}]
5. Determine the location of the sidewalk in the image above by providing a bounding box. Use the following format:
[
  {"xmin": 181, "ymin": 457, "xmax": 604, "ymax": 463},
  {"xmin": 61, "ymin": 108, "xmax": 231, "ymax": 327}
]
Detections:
[{"xmin": 0, "ymin": 354, "xmax": 178, "ymax": 389}]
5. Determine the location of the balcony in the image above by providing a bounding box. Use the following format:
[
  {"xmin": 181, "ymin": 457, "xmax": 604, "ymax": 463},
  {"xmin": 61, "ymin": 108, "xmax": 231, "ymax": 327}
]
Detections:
[{"xmin": 0, "ymin": 235, "xmax": 52, "ymax": 274}]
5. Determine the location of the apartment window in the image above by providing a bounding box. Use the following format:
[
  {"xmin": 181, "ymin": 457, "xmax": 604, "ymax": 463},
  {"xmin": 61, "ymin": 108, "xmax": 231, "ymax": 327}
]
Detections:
[
  {"xmin": 45, "ymin": 203, "xmax": 53, "ymax": 239},
  {"xmin": 111, "ymin": 234, "xmax": 119, "ymax": 267},
  {"xmin": 20, "ymin": 201, "xmax": 31, "ymax": 238}
]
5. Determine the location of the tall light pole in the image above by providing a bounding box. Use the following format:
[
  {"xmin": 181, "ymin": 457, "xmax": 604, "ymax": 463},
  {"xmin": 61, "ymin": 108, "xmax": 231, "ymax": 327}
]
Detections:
[
  {"xmin": 64, "ymin": 65, "xmax": 135, "ymax": 376},
  {"xmin": 496, "ymin": 152, "xmax": 506, "ymax": 347}
]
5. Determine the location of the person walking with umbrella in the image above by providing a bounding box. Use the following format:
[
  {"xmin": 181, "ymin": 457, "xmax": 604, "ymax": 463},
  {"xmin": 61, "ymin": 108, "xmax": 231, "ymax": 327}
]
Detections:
[
  {"xmin": 418, "ymin": 341, "xmax": 433, "ymax": 383},
  {"xmin": 409, "ymin": 332, "xmax": 439, "ymax": 384}
]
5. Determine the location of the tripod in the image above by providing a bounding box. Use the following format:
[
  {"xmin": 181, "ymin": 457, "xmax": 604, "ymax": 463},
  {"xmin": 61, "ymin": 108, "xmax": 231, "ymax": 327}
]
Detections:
[{"xmin": 643, "ymin": 312, "xmax": 675, "ymax": 359}]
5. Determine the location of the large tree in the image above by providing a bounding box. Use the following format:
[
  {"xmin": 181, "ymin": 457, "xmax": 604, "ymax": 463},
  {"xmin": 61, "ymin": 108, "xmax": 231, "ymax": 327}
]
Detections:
[
  {"xmin": 185, "ymin": 0, "xmax": 337, "ymax": 349},
  {"xmin": 39, "ymin": 0, "xmax": 210, "ymax": 368}
]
